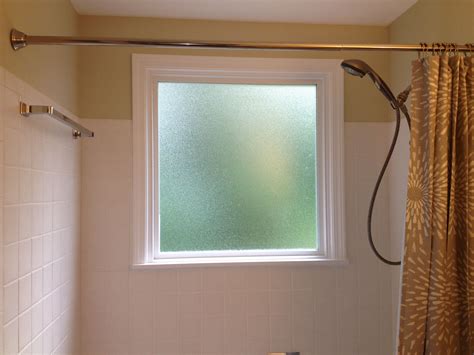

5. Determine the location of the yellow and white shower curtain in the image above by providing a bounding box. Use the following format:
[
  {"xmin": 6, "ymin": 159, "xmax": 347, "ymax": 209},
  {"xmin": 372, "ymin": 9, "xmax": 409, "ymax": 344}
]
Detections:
[{"xmin": 398, "ymin": 55, "xmax": 474, "ymax": 354}]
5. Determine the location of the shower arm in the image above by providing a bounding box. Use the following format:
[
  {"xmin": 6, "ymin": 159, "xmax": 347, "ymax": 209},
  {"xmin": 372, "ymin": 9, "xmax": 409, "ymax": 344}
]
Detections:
[{"xmin": 9, "ymin": 29, "xmax": 474, "ymax": 53}]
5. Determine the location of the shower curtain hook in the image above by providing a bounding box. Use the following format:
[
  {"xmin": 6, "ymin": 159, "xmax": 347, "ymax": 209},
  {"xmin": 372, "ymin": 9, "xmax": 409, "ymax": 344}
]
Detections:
[{"xmin": 421, "ymin": 43, "xmax": 427, "ymax": 58}]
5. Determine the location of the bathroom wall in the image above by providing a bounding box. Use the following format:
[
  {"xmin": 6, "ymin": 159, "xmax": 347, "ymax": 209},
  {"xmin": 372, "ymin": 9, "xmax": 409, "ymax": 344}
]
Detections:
[
  {"xmin": 75, "ymin": 12, "xmax": 403, "ymax": 355},
  {"xmin": 389, "ymin": 0, "xmax": 474, "ymax": 96},
  {"xmin": 77, "ymin": 16, "xmax": 392, "ymax": 122},
  {"xmin": 387, "ymin": 0, "xmax": 474, "ymax": 340},
  {"xmin": 80, "ymin": 118, "xmax": 395, "ymax": 355},
  {"xmin": 0, "ymin": 0, "xmax": 79, "ymax": 115},
  {"xmin": 0, "ymin": 67, "xmax": 81, "ymax": 353},
  {"xmin": 0, "ymin": 2, "xmax": 82, "ymax": 353},
  {"xmin": 0, "ymin": 1, "xmax": 435, "ymax": 354}
]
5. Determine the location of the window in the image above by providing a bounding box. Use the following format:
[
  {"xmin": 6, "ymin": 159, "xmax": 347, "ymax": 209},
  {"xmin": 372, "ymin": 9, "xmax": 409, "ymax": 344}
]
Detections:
[{"xmin": 132, "ymin": 55, "xmax": 345, "ymax": 266}]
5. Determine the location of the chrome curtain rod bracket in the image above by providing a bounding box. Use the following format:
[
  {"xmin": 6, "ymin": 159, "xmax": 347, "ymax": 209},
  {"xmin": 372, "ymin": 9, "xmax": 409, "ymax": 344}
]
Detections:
[
  {"xmin": 20, "ymin": 102, "xmax": 94, "ymax": 139},
  {"xmin": 9, "ymin": 28, "xmax": 474, "ymax": 53},
  {"xmin": 10, "ymin": 29, "xmax": 27, "ymax": 51}
]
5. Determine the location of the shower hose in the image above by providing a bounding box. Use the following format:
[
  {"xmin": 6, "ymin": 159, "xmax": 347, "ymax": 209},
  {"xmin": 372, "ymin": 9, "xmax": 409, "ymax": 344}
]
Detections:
[{"xmin": 367, "ymin": 87, "xmax": 411, "ymax": 266}]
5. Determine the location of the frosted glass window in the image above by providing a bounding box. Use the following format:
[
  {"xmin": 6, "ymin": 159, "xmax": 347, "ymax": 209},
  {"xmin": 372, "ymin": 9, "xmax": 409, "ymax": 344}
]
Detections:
[{"xmin": 157, "ymin": 83, "xmax": 317, "ymax": 253}]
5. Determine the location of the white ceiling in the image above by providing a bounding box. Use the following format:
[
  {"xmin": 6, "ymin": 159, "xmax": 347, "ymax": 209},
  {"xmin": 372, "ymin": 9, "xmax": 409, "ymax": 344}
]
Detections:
[{"xmin": 70, "ymin": 0, "xmax": 418, "ymax": 26}]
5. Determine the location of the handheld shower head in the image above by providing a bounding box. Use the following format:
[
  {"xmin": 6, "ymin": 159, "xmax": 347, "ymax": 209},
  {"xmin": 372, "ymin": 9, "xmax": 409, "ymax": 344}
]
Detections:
[
  {"xmin": 341, "ymin": 59, "xmax": 412, "ymax": 266},
  {"xmin": 341, "ymin": 59, "xmax": 398, "ymax": 109},
  {"xmin": 340, "ymin": 59, "xmax": 368, "ymax": 78}
]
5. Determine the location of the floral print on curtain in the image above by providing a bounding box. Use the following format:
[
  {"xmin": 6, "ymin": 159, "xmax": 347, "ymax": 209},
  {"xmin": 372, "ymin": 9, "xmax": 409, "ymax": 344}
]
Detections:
[{"xmin": 398, "ymin": 55, "xmax": 474, "ymax": 354}]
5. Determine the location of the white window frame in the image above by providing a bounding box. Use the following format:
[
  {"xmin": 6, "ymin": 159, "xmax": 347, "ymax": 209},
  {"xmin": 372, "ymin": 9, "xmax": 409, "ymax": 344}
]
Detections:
[{"xmin": 132, "ymin": 54, "xmax": 345, "ymax": 267}]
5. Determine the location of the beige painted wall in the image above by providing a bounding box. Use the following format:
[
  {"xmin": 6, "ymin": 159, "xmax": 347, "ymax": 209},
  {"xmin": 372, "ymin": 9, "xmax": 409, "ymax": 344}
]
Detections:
[
  {"xmin": 389, "ymin": 0, "xmax": 474, "ymax": 94},
  {"xmin": 0, "ymin": 0, "xmax": 79, "ymax": 115},
  {"xmin": 78, "ymin": 16, "xmax": 392, "ymax": 121},
  {"xmin": 0, "ymin": 3, "xmax": 397, "ymax": 122},
  {"xmin": 5, "ymin": 1, "xmax": 470, "ymax": 123}
]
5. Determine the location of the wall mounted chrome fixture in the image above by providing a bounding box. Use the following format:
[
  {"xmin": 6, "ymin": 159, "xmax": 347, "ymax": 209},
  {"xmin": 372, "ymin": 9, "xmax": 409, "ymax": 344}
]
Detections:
[
  {"xmin": 9, "ymin": 29, "xmax": 474, "ymax": 53},
  {"xmin": 20, "ymin": 102, "xmax": 95, "ymax": 139},
  {"xmin": 341, "ymin": 59, "xmax": 411, "ymax": 266}
]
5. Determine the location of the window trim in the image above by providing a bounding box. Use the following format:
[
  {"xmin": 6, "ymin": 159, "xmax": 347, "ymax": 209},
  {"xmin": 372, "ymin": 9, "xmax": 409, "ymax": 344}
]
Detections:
[{"xmin": 132, "ymin": 54, "xmax": 345, "ymax": 267}]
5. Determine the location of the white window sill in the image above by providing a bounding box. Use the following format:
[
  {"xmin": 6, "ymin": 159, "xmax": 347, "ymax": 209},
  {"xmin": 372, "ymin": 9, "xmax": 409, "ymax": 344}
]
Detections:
[{"xmin": 131, "ymin": 256, "xmax": 349, "ymax": 269}]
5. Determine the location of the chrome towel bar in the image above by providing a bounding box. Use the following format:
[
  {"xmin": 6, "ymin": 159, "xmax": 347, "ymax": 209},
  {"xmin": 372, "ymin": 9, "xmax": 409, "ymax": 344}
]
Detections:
[{"xmin": 20, "ymin": 102, "xmax": 94, "ymax": 139}]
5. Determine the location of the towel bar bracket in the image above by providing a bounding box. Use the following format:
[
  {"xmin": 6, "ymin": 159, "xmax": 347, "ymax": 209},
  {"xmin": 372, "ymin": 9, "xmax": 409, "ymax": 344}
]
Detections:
[{"xmin": 19, "ymin": 102, "xmax": 94, "ymax": 139}]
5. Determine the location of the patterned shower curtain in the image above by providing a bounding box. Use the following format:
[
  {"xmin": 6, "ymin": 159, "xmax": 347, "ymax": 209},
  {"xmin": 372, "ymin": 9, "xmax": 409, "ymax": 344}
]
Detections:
[{"xmin": 398, "ymin": 55, "xmax": 474, "ymax": 354}]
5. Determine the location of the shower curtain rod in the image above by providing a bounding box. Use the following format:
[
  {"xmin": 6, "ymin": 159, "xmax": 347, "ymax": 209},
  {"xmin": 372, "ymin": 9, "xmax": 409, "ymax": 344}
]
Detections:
[{"xmin": 10, "ymin": 29, "xmax": 474, "ymax": 53}]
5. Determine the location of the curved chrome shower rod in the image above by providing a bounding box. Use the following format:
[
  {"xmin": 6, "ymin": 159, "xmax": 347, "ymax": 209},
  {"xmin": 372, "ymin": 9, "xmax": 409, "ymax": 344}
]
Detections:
[{"xmin": 10, "ymin": 29, "xmax": 474, "ymax": 53}]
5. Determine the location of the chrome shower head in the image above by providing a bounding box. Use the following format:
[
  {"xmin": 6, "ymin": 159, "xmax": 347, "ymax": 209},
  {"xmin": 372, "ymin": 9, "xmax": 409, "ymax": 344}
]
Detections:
[
  {"xmin": 341, "ymin": 59, "xmax": 398, "ymax": 109},
  {"xmin": 341, "ymin": 59, "xmax": 368, "ymax": 78}
]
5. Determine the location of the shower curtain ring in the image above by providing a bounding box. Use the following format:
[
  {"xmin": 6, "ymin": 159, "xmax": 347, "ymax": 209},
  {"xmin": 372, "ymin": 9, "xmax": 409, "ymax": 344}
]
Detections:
[
  {"xmin": 467, "ymin": 43, "xmax": 472, "ymax": 57},
  {"xmin": 419, "ymin": 43, "xmax": 427, "ymax": 59},
  {"xmin": 442, "ymin": 43, "xmax": 448, "ymax": 55},
  {"xmin": 422, "ymin": 42, "xmax": 428, "ymax": 58}
]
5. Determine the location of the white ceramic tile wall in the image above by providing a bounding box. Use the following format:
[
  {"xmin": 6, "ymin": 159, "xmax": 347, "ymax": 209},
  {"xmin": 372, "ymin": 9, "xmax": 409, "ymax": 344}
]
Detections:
[
  {"xmin": 0, "ymin": 67, "xmax": 82, "ymax": 354},
  {"xmin": 81, "ymin": 119, "xmax": 396, "ymax": 355}
]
